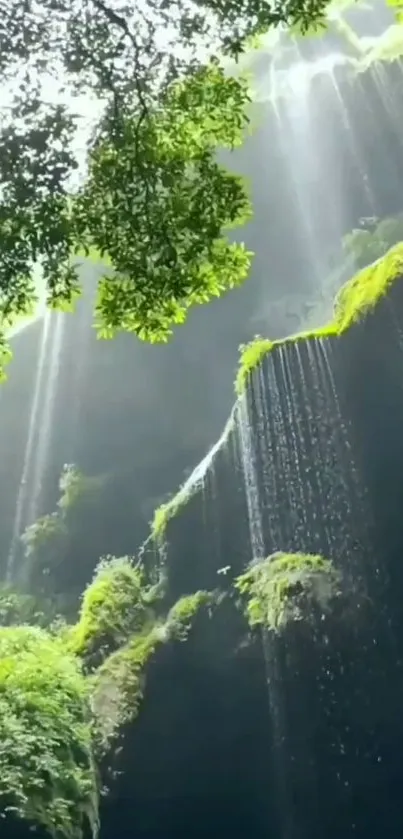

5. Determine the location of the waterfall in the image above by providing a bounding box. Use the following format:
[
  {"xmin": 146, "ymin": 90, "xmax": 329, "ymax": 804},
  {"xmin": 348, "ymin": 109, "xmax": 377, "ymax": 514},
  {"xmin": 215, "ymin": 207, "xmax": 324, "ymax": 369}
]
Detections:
[{"xmin": 236, "ymin": 396, "xmax": 264, "ymax": 559}]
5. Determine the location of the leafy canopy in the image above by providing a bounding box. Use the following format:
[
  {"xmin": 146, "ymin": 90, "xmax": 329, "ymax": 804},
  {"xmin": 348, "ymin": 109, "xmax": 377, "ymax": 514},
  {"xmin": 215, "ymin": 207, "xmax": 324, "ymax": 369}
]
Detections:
[{"xmin": 0, "ymin": 0, "xmax": 334, "ymax": 374}]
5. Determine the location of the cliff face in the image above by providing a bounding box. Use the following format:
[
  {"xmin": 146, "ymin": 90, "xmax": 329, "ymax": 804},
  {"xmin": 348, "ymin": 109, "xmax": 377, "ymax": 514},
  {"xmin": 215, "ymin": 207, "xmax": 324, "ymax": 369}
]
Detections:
[{"xmin": 134, "ymin": 245, "xmax": 403, "ymax": 839}]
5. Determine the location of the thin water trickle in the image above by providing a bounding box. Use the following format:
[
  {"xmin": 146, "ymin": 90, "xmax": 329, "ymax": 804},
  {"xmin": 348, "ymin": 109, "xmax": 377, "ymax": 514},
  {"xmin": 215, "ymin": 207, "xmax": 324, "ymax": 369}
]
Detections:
[
  {"xmin": 293, "ymin": 343, "xmax": 327, "ymax": 552},
  {"xmin": 278, "ymin": 345, "xmax": 314, "ymax": 548},
  {"xmin": 255, "ymin": 362, "xmax": 283, "ymax": 548},
  {"xmin": 327, "ymin": 68, "xmax": 377, "ymax": 212},
  {"xmin": 261, "ymin": 628, "xmax": 295, "ymax": 839},
  {"xmin": 236, "ymin": 396, "xmax": 264, "ymax": 560}
]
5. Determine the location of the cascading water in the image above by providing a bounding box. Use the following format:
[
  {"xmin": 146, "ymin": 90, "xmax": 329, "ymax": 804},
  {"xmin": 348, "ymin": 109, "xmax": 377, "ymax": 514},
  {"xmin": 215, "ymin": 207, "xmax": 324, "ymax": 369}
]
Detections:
[{"xmin": 236, "ymin": 396, "xmax": 265, "ymax": 558}]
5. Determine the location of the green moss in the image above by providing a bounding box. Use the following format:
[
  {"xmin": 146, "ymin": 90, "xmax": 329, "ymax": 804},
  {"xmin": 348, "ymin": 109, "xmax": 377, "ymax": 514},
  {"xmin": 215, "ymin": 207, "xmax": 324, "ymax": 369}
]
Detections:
[
  {"xmin": 343, "ymin": 214, "xmax": 403, "ymax": 270},
  {"xmin": 0, "ymin": 626, "xmax": 98, "ymax": 839},
  {"xmin": 70, "ymin": 557, "xmax": 148, "ymax": 662},
  {"xmin": 90, "ymin": 627, "xmax": 159, "ymax": 753},
  {"xmin": 235, "ymin": 552, "xmax": 341, "ymax": 634},
  {"xmin": 90, "ymin": 588, "xmax": 216, "ymax": 750},
  {"xmin": 166, "ymin": 590, "xmax": 216, "ymax": 640},
  {"xmin": 359, "ymin": 23, "xmax": 403, "ymax": 68},
  {"xmin": 235, "ymin": 242, "xmax": 403, "ymax": 394},
  {"xmin": 57, "ymin": 464, "xmax": 104, "ymax": 513},
  {"xmin": 151, "ymin": 486, "xmax": 191, "ymax": 545}
]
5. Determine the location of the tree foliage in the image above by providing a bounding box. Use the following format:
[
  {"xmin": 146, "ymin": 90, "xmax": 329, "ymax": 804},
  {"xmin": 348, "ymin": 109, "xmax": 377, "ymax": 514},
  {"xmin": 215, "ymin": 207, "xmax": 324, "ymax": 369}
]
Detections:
[
  {"xmin": 0, "ymin": 626, "xmax": 98, "ymax": 839},
  {"xmin": 0, "ymin": 0, "xmax": 335, "ymax": 373}
]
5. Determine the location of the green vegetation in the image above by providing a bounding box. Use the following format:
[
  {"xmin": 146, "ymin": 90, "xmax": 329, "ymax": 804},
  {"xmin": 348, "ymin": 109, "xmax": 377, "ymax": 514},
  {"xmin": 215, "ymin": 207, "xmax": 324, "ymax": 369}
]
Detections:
[
  {"xmin": 90, "ymin": 586, "xmax": 214, "ymax": 751},
  {"xmin": 0, "ymin": 0, "xmax": 337, "ymax": 377},
  {"xmin": 21, "ymin": 511, "xmax": 68, "ymax": 559},
  {"xmin": 70, "ymin": 557, "xmax": 149, "ymax": 662},
  {"xmin": 152, "ymin": 496, "xmax": 185, "ymax": 545},
  {"xmin": 21, "ymin": 464, "xmax": 105, "ymax": 592},
  {"xmin": 0, "ymin": 545, "xmax": 213, "ymax": 835},
  {"xmin": 0, "ymin": 626, "xmax": 98, "ymax": 839},
  {"xmin": 90, "ymin": 628, "xmax": 160, "ymax": 753},
  {"xmin": 235, "ymin": 552, "xmax": 341, "ymax": 633},
  {"xmin": 359, "ymin": 22, "xmax": 403, "ymax": 67},
  {"xmin": 342, "ymin": 215, "xmax": 403, "ymax": 270},
  {"xmin": 151, "ymin": 484, "xmax": 196, "ymax": 545},
  {"xmin": 0, "ymin": 585, "xmax": 48, "ymax": 627},
  {"xmin": 166, "ymin": 591, "xmax": 217, "ymax": 641},
  {"xmin": 57, "ymin": 465, "xmax": 105, "ymax": 513},
  {"xmin": 235, "ymin": 242, "xmax": 403, "ymax": 394}
]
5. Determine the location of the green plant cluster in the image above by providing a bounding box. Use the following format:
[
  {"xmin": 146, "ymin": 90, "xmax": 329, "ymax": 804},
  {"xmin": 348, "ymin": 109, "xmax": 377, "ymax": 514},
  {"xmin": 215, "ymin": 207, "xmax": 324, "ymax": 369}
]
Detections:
[
  {"xmin": 151, "ymin": 486, "xmax": 191, "ymax": 545},
  {"xmin": 21, "ymin": 464, "xmax": 104, "ymax": 591},
  {"xmin": 70, "ymin": 556, "xmax": 150, "ymax": 662},
  {"xmin": 90, "ymin": 628, "xmax": 159, "ymax": 753},
  {"xmin": 21, "ymin": 511, "xmax": 68, "ymax": 558},
  {"xmin": 235, "ymin": 242, "xmax": 403, "ymax": 394},
  {"xmin": 0, "ymin": 585, "xmax": 47, "ymax": 627},
  {"xmin": 166, "ymin": 591, "xmax": 217, "ymax": 641},
  {"xmin": 0, "ymin": 626, "xmax": 99, "ymax": 839},
  {"xmin": 235, "ymin": 552, "xmax": 341, "ymax": 633},
  {"xmin": 58, "ymin": 465, "xmax": 104, "ymax": 513},
  {"xmin": 0, "ymin": 0, "xmax": 341, "ymax": 378},
  {"xmin": 0, "ymin": 548, "xmax": 214, "ymax": 836},
  {"xmin": 77, "ymin": 65, "xmax": 254, "ymax": 344},
  {"xmin": 342, "ymin": 214, "xmax": 403, "ymax": 271}
]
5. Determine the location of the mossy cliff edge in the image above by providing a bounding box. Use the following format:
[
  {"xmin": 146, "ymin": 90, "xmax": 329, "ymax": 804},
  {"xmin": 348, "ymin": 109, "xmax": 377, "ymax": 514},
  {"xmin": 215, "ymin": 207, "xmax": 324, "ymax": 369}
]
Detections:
[
  {"xmin": 236, "ymin": 242, "xmax": 403, "ymax": 394},
  {"xmin": 150, "ymin": 243, "xmax": 403, "ymax": 548},
  {"xmin": 0, "ymin": 545, "xmax": 354, "ymax": 837}
]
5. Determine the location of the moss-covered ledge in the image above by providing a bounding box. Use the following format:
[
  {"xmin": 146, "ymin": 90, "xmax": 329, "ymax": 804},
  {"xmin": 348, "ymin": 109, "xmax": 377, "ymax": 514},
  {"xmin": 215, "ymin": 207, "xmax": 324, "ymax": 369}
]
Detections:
[
  {"xmin": 0, "ymin": 556, "xmax": 217, "ymax": 838},
  {"xmin": 235, "ymin": 552, "xmax": 342, "ymax": 634},
  {"xmin": 235, "ymin": 243, "xmax": 403, "ymax": 394}
]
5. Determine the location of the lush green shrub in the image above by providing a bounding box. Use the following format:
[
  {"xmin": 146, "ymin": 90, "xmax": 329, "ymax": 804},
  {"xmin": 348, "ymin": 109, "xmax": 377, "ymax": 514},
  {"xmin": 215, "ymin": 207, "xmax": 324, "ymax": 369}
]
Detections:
[{"xmin": 0, "ymin": 626, "xmax": 99, "ymax": 839}]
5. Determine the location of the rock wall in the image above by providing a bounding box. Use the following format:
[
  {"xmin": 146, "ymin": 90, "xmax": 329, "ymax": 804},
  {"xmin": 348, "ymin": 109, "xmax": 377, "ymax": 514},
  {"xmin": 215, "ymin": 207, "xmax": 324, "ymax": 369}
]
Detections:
[{"xmin": 137, "ymin": 253, "xmax": 403, "ymax": 839}]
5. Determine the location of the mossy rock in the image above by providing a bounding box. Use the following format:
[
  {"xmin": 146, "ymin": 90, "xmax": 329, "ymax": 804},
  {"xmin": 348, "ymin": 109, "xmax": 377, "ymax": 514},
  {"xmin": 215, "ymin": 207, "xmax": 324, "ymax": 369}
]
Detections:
[
  {"xmin": 236, "ymin": 242, "xmax": 403, "ymax": 394},
  {"xmin": 235, "ymin": 552, "xmax": 342, "ymax": 634},
  {"xmin": 70, "ymin": 556, "xmax": 149, "ymax": 664},
  {"xmin": 90, "ymin": 627, "xmax": 159, "ymax": 753},
  {"xmin": 0, "ymin": 626, "xmax": 98, "ymax": 839}
]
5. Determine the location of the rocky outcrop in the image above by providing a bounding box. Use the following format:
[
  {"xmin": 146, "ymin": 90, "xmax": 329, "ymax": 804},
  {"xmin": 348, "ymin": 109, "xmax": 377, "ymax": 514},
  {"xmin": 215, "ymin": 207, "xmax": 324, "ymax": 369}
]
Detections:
[
  {"xmin": 137, "ymin": 244, "xmax": 403, "ymax": 839},
  {"xmin": 4, "ymin": 245, "xmax": 403, "ymax": 839}
]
